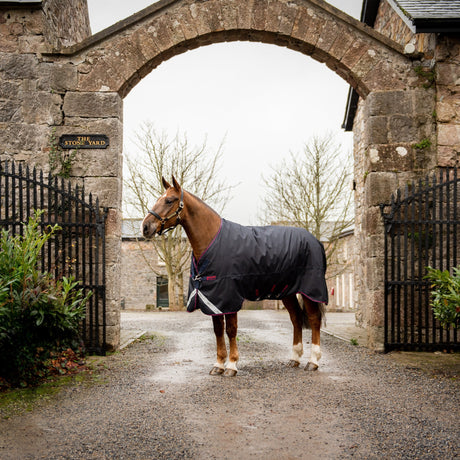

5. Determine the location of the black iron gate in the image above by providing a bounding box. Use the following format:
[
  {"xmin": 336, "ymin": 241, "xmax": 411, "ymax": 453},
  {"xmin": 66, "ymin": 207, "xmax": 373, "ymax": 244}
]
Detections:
[
  {"xmin": 0, "ymin": 161, "xmax": 107, "ymax": 354},
  {"xmin": 380, "ymin": 166, "xmax": 459, "ymax": 352}
]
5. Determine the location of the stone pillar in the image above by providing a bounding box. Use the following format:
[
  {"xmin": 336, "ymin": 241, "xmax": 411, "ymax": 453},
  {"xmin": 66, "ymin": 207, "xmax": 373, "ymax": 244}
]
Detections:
[
  {"xmin": 353, "ymin": 85, "xmax": 436, "ymax": 351},
  {"xmin": 60, "ymin": 90, "xmax": 123, "ymax": 350},
  {"xmin": 105, "ymin": 207, "xmax": 122, "ymax": 350}
]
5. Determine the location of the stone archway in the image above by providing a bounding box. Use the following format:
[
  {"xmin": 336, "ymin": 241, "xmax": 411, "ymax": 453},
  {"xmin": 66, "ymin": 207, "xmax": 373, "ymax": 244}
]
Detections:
[
  {"xmin": 59, "ymin": 0, "xmax": 411, "ymax": 98},
  {"xmin": 1, "ymin": 0, "xmax": 438, "ymax": 350}
]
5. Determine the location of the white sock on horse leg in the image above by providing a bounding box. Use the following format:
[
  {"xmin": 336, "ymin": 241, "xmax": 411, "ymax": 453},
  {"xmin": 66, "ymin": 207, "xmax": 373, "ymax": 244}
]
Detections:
[
  {"xmin": 309, "ymin": 344, "xmax": 321, "ymax": 366},
  {"xmin": 226, "ymin": 360, "xmax": 238, "ymax": 371},
  {"xmin": 291, "ymin": 342, "xmax": 303, "ymax": 362}
]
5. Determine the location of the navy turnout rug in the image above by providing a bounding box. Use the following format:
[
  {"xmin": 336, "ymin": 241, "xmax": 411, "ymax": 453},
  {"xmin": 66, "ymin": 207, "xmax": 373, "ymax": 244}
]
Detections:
[{"xmin": 187, "ymin": 219, "xmax": 328, "ymax": 315}]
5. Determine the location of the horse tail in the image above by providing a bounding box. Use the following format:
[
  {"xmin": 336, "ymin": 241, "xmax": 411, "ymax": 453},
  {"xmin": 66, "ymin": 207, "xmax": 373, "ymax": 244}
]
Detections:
[{"xmin": 298, "ymin": 294, "xmax": 326, "ymax": 329}]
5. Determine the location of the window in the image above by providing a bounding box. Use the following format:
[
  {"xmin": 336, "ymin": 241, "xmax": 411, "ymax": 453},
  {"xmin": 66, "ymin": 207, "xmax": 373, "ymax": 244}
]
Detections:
[{"xmin": 156, "ymin": 276, "xmax": 168, "ymax": 307}]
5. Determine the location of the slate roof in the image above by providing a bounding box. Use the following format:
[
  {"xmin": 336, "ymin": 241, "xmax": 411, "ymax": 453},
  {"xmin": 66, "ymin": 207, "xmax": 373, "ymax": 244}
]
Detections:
[
  {"xmin": 394, "ymin": 0, "xmax": 460, "ymax": 19},
  {"xmin": 390, "ymin": 0, "xmax": 460, "ymax": 33}
]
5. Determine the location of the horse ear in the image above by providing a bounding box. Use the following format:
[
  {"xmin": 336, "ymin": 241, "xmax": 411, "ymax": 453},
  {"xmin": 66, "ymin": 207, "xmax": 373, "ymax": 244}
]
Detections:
[
  {"xmin": 171, "ymin": 175, "xmax": 181, "ymax": 191},
  {"xmin": 162, "ymin": 176, "xmax": 171, "ymax": 190}
]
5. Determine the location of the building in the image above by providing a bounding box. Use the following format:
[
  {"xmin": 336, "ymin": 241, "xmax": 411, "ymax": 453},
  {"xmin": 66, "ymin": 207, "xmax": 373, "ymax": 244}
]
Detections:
[{"xmin": 121, "ymin": 219, "xmax": 167, "ymax": 310}]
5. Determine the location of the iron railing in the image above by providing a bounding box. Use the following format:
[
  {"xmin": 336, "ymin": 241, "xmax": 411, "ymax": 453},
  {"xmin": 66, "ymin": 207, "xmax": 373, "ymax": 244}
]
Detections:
[
  {"xmin": 0, "ymin": 161, "xmax": 107, "ymax": 354},
  {"xmin": 380, "ymin": 166, "xmax": 459, "ymax": 351}
]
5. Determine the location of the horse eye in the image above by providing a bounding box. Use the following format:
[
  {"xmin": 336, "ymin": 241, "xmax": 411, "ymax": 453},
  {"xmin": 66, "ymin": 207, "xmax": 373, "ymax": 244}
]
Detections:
[{"xmin": 165, "ymin": 197, "xmax": 176, "ymax": 205}]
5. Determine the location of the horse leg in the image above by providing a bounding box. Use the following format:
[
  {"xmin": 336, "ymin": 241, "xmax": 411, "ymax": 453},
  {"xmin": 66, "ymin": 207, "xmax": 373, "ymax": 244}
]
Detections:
[
  {"xmin": 302, "ymin": 295, "xmax": 323, "ymax": 371},
  {"xmin": 210, "ymin": 315, "xmax": 226, "ymax": 375},
  {"xmin": 283, "ymin": 294, "xmax": 304, "ymax": 367},
  {"xmin": 223, "ymin": 313, "xmax": 239, "ymax": 377}
]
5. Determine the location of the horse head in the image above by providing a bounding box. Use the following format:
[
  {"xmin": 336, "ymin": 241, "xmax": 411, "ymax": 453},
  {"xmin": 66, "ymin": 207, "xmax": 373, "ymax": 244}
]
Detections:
[{"xmin": 142, "ymin": 176, "xmax": 184, "ymax": 238}]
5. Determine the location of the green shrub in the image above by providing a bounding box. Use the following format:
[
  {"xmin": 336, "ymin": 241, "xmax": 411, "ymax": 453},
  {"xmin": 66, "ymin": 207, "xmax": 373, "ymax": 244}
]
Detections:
[
  {"xmin": 0, "ymin": 212, "xmax": 91, "ymax": 387},
  {"xmin": 425, "ymin": 266, "xmax": 460, "ymax": 329}
]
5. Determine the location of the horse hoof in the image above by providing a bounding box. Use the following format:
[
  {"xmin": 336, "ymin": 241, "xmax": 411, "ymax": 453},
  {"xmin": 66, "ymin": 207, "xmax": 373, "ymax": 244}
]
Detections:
[
  {"xmin": 287, "ymin": 360, "xmax": 300, "ymax": 368},
  {"xmin": 209, "ymin": 366, "xmax": 225, "ymax": 375},
  {"xmin": 223, "ymin": 368, "xmax": 237, "ymax": 377},
  {"xmin": 305, "ymin": 362, "xmax": 319, "ymax": 371}
]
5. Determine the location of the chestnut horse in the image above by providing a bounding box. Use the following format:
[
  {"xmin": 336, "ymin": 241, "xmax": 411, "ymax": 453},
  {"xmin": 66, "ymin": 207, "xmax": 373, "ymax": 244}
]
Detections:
[{"xmin": 142, "ymin": 177, "xmax": 327, "ymax": 377}]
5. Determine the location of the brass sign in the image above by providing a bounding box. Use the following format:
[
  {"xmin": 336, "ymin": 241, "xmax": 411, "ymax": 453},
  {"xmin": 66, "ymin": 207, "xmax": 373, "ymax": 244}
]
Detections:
[{"xmin": 59, "ymin": 134, "xmax": 109, "ymax": 149}]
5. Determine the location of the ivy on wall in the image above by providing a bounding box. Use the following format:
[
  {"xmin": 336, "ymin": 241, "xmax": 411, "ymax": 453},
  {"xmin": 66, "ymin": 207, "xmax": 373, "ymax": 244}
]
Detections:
[{"xmin": 48, "ymin": 128, "xmax": 78, "ymax": 178}]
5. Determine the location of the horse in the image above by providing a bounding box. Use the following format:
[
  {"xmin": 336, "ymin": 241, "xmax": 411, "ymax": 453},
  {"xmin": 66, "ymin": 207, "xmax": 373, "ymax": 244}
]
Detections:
[{"xmin": 142, "ymin": 176, "xmax": 328, "ymax": 377}]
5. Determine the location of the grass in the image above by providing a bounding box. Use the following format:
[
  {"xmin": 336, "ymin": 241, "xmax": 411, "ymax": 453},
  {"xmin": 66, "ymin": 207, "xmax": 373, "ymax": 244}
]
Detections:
[
  {"xmin": 0, "ymin": 358, "xmax": 106, "ymax": 420},
  {"xmin": 388, "ymin": 351, "xmax": 460, "ymax": 381},
  {"xmin": 137, "ymin": 332, "xmax": 162, "ymax": 343},
  {"xmin": 0, "ymin": 380, "xmax": 62, "ymax": 418},
  {"xmin": 0, "ymin": 332, "xmax": 167, "ymax": 420},
  {"xmin": 236, "ymin": 333, "xmax": 254, "ymax": 344}
]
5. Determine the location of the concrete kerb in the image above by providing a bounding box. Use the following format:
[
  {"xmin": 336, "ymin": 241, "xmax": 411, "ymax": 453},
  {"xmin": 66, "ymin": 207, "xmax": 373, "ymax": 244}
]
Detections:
[
  {"xmin": 321, "ymin": 312, "xmax": 367, "ymax": 346},
  {"xmin": 120, "ymin": 329, "xmax": 147, "ymax": 350}
]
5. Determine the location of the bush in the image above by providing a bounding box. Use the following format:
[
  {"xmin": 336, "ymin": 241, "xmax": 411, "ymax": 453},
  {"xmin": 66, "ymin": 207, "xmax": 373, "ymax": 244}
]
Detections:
[
  {"xmin": 425, "ymin": 266, "xmax": 460, "ymax": 329},
  {"xmin": 0, "ymin": 212, "xmax": 91, "ymax": 387}
]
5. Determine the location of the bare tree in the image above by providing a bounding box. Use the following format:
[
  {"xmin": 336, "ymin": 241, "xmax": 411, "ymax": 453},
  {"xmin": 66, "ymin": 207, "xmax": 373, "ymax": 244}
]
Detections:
[
  {"xmin": 262, "ymin": 133, "xmax": 354, "ymax": 277},
  {"xmin": 123, "ymin": 122, "xmax": 233, "ymax": 309}
]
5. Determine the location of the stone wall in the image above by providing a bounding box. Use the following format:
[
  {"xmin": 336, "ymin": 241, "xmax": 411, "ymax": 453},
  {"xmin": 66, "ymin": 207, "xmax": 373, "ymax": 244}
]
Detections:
[
  {"xmin": 42, "ymin": 0, "xmax": 91, "ymax": 49},
  {"xmin": 435, "ymin": 35, "xmax": 460, "ymax": 167},
  {"xmin": 0, "ymin": 0, "xmax": 93, "ymax": 169},
  {"xmin": 121, "ymin": 239, "xmax": 161, "ymax": 310},
  {"xmin": 0, "ymin": 0, "xmax": 90, "ymax": 53},
  {"xmin": 372, "ymin": 0, "xmax": 459, "ymax": 170}
]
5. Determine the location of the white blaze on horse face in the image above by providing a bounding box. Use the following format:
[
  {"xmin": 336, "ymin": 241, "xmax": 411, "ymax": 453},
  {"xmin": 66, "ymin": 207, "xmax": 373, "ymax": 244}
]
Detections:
[
  {"xmin": 309, "ymin": 344, "xmax": 322, "ymax": 366},
  {"xmin": 291, "ymin": 342, "xmax": 303, "ymax": 362}
]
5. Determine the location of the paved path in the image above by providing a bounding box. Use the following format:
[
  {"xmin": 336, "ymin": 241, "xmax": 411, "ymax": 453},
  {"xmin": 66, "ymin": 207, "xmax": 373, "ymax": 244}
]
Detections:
[{"xmin": 120, "ymin": 310, "xmax": 366, "ymax": 349}]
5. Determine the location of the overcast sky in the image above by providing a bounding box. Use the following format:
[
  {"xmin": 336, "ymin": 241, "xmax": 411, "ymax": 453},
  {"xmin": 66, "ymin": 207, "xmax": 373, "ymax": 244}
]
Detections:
[{"xmin": 87, "ymin": 0, "xmax": 362, "ymax": 225}]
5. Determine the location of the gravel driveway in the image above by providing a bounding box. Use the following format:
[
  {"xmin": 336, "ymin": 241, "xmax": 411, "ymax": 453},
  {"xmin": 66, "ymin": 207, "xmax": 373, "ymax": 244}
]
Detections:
[{"xmin": 1, "ymin": 310, "xmax": 459, "ymax": 459}]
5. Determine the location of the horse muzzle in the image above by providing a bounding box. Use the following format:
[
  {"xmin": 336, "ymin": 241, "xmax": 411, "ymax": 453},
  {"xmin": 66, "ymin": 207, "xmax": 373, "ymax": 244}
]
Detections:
[{"xmin": 142, "ymin": 216, "xmax": 158, "ymax": 239}]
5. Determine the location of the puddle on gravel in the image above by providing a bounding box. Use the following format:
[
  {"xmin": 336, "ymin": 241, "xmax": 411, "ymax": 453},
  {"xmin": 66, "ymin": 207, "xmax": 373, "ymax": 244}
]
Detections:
[
  {"xmin": 132, "ymin": 311, "xmax": 349, "ymax": 385},
  {"xmin": 147, "ymin": 330, "xmax": 213, "ymax": 384},
  {"xmin": 147, "ymin": 330, "xmax": 346, "ymax": 385}
]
